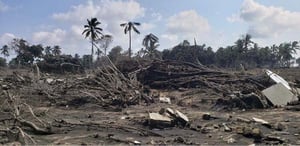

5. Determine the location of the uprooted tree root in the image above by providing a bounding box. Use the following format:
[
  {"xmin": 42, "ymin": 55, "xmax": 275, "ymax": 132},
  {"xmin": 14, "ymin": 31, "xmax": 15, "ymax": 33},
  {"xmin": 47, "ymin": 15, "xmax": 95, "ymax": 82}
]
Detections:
[{"xmin": 0, "ymin": 91, "xmax": 53, "ymax": 145}]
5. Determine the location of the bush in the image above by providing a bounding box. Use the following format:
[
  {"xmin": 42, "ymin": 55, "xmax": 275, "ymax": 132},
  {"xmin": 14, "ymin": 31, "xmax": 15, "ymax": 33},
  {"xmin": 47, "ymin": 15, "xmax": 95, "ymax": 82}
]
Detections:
[{"xmin": 0, "ymin": 57, "xmax": 7, "ymax": 67}]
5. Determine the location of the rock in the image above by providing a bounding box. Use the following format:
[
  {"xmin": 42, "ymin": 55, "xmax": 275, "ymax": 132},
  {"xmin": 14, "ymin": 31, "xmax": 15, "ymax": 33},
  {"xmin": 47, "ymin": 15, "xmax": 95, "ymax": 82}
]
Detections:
[
  {"xmin": 273, "ymin": 122, "xmax": 286, "ymax": 131},
  {"xmin": 202, "ymin": 113, "xmax": 211, "ymax": 120},
  {"xmin": 236, "ymin": 117, "xmax": 251, "ymax": 123},
  {"xmin": 251, "ymin": 128, "xmax": 263, "ymax": 138},
  {"xmin": 222, "ymin": 123, "xmax": 232, "ymax": 132},
  {"xmin": 133, "ymin": 140, "xmax": 141, "ymax": 145},
  {"xmin": 148, "ymin": 113, "xmax": 173, "ymax": 128},
  {"xmin": 159, "ymin": 96, "xmax": 171, "ymax": 104},
  {"xmin": 46, "ymin": 78, "xmax": 54, "ymax": 84},
  {"xmin": 262, "ymin": 83, "xmax": 297, "ymax": 106},
  {"xmin": 252, "ymin": 117, "xmax": 272, "ymax": 128},
  {"xmin": 175, "ymin": 109, "xmax": 189, "ymax": 125},
  {"xmin": 227, "ymin": 138, "xmax": 236, "ymax": 144},
  {"xmin": 252, "ymin": 117, "xmax": 269, "ymax": 124},
  {"xmin": 264, "ymin": 135, "xmax": 285, "ymax": 144},
  {"xmin": 2, "ymin": 84, "xmax": 9, "ymax": 90},
  {"xmin": 174, "ymin": 136, "xmax": 185, "ymax": 143}
]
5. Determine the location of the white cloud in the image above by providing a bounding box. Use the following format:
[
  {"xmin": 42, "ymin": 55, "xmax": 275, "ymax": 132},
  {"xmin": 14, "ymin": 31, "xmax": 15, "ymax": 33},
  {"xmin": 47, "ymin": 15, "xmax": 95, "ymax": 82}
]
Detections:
[
  {"xmin": 151, "ymin": 12, "xmax": 162, "ymax": 21},
  {"xmin": 0, "ymin": 0, "xmax": 9, "ymax": 12},
  {"xmin": 0, "ymin": 33, "xmax": 15, "ymax": 46},
  {"xmin": 53, "ymin": 0, "xmax": 144, "ymax": 23},
  {"xmin": 238, "ymin": 0, "xmax": 300, "ymax": 38},
  {"xmin": 32, "ymin": 29, "xmax": 66, "ymax": 45},
  {"xmin": 166, "ymin": 10, "xmax": 210, "ymax": 36},
  {"xmin": 227, "ymin": 14, "xmax": 242, "ymax": 23},
  {"xmin": 160, "ymin": 10, "xmax": 210, "ymax": 48}
]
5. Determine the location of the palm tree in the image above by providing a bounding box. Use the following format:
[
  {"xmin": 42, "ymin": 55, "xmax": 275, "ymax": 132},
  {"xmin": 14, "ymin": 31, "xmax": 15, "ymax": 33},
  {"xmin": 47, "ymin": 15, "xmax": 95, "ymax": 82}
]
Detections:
[
  {"xmin": 120, "ymin": 21, "xmax": 141, "ymax": 58},
  {"xmin": 296, "ymin": 57, "xmax": 300, "ymax": 67},
  {"xmin": 0, "ymin": 45, "xmax": 9, "ymax": 58},
  {"xmin": 142, "ymin": 33, "xmax": 160, "ymax": 59},
  {"xmin": 44, "ymin": 46, "xmax": 52, "ymax": 56},
  {"xmin": 96, "ymin": 34, "xmax": 113, "ymax": 56},
  {"xmin": 277, "ymin": 41, "xmax": 299, "ymax": 67},
  {"xmin": 52, "ymin": 45, "xmax": 62, "ymax": 56},
  {"xmin": 82, "ymin": 18, "xmax": 103, "ymax": 61}
]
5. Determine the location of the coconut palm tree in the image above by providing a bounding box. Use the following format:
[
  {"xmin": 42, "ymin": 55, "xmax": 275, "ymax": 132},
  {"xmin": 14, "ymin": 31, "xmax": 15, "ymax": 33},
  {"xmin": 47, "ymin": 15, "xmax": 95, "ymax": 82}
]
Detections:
[
  {"xmin": 120, "ymin": 21, "xmax": 141, "ymax": 58},
  {"xmin": 0, "ymin": 45, "xmax": 9, "ymax": 58},
  {"xmin": 96, "ymin": 34, "xmax": 113, "ymax": 56},
  {"xmin": 82, "ymin": 18, "xmax": 103, "ymax": 60},
  {"xmin": 52, "ymin": 45, "xmax": 62, "ymax": 56},
  {"xmin": 142, "ymin": 33, "xmax": 160, "ymax": 59}
]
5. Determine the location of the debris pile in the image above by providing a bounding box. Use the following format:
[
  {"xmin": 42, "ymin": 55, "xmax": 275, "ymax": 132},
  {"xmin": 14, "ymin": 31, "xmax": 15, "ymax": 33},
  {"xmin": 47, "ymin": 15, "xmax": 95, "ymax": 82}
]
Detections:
[{"xmin": 137, "ymin": 60, "xmax": 300, "ymax": 110}]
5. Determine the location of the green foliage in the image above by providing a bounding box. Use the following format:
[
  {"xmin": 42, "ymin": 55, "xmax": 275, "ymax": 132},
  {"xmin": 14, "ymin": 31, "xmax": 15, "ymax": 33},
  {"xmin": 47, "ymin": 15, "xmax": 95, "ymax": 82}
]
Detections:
[
  {"xmin": 162, "ymin": 40, "xmax": 215, "ymax": 65},
  {"xmin": 296, "ymin": 57, "xmax": 300, "ymax": 67},
  {"xmin": 0, "ymin": 57, "xmax": 7, "ymax": 67},
  {"xmin": 0, "ymin": 45, "xmax": 9, "ymax": 58},
  {"xmin": 142, "ymin": 33, "xmax": 161, "ymax": 60}
]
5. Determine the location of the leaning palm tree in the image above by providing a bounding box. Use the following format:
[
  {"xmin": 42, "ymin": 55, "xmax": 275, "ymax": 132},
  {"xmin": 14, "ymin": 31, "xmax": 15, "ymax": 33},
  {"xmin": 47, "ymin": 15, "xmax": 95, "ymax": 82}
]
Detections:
[
  {"xmin": 0, "ymin": 45, "xmax": 9, "ymax": 58},
  {"xmin": 82, "ymin": 18, "xmax": 103, "ymax": 61},
  {"xmin": 120, "ymin": 21, "xmax": 141, "ymax": 58},
  {"xmin": 142, "ymin": 33, "xmax": 160, "ymax": 59}
]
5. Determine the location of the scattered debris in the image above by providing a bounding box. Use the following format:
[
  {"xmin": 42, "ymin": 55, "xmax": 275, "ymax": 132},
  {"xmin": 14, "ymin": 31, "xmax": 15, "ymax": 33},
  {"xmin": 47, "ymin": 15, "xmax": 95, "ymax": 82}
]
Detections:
[{"xmin": 147, "ymin": 108, "xmax": 189, "ymax": 128}]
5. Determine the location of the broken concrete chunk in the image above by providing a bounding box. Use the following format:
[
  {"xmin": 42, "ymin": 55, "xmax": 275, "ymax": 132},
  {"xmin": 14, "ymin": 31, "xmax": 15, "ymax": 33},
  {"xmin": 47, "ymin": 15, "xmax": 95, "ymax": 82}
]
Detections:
[
  {"xmin": 222, "ymin": 123, "xmax": 232, "ymax": 132},
  {"xmin": 236, "ymin": 117, "xmax": 251, "ymax": 123},
  {"xmin": 46, "ymin": 78, "xmax": 54, "ymax": 84},
  {"xmin": 262, "ymin": 83, "xmax": 297, "ymax": 106},
  {"xmin": 159, "ymin": 97, "xmax": 171, "ymax": 104},
  {"xmin": 175, "ymin": 110, "xmax": 189, "ymax": 124},
  {"xmin": 148, "ymin": 113, "xmax": 172, "ymax": 128},
  {"xmin": 202, "ymin": 113, "xmax": 211, "ymax": 120},
  {"xmin": 265, "ymin": 69, "xmax": 291, "ymax": 90},
  {"xmin": 252, "ymin": 117, "xmax": 269, "ymax": 125},
  {"xmin": 166, "ymin": 108, "xmax": 175, "ymax": 117}
]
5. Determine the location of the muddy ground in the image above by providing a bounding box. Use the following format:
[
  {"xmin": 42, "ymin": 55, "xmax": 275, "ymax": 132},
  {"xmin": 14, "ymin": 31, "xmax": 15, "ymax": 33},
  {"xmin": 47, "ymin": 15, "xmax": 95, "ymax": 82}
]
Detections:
[{"xmin": 0, "ymin": 64, "xmax": 300, "ymax": 145}]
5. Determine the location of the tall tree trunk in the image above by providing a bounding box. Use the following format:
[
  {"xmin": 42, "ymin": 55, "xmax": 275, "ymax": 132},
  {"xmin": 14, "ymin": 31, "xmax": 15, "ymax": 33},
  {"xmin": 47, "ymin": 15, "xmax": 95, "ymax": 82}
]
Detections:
[
  {"xmin": 129, "ymin": 30, "xmax": 132, "ymax": 58},
  {"xmin": 91, "ymin": 40, "xmax": 94, "ymax": 68}
]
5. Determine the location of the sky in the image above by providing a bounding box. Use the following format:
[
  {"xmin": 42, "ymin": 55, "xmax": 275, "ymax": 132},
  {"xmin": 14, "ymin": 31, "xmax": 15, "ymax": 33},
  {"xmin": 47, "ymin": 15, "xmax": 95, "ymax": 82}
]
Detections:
[{"xmin": 1, "ymin": 0, "xmax": 300, "ymax": 58}]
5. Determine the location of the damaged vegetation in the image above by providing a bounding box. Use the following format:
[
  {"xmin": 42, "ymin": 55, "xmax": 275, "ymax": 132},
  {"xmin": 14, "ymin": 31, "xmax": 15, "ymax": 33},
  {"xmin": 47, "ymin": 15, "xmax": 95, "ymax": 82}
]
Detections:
[{"xmin": 0, "ymin": 57, "xmax": 299, "ymax": 145}]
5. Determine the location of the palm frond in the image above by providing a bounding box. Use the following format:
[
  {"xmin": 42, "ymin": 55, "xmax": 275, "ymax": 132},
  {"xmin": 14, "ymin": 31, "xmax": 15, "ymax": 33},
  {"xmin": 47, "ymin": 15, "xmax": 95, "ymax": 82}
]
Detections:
[
  {"xmin": 133, "ymin": 22, "xmax": 141, "ymax": 26},
  {"xmin": 120, "ymin": 23, "xmax": 127, "ymax": 27},
  {"xmin": 132, "ymin": 26, "xmax": 140, "ymax": 34}
]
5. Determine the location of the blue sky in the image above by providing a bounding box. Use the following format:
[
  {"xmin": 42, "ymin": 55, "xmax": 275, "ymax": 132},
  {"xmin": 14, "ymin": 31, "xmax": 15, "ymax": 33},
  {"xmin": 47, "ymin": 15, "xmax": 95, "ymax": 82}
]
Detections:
[{"xmin": 1, "ymin": 0, "xmax": 300, "ymax": 58}]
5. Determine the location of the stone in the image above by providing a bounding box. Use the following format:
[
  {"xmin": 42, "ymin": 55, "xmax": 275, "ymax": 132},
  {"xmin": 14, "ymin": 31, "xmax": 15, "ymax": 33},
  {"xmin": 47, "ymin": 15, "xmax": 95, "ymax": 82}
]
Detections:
[
  {"xmin": 262, "ymin": 83, "xmax": 297, "ymax": 106},
  {"xmin": 159, "ymin": 96, "xmax": 171, "ymax": 104},
  {"xmin": 202, "ymin": 113, "xmax": 211, "ymax": 120},
  {"xmin": 236, "ymin": 117, "xmax": 251, "ymax": 123},
  {"xmin": 274, "ymin": 122, "xmax": 286, "ymax": 131},
  {"xmin": 148, "ymin": 113, "xmax": 172, "ymax": 128},
  {"xmin": 46, "ymin": 78, "xmax": 54, "ymax": 84},
  {"xmin": 175, "ymin": 109, "xmax": 189, "ymax": 124},
  {"xmin": 222, "ymin": 123, "xmax": 232, "ymax": 132}
]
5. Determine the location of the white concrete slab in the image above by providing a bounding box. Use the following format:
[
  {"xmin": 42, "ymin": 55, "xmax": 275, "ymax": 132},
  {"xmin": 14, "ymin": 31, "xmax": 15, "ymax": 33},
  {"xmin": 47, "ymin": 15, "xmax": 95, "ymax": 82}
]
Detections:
[{"xmin": 262, "ymin": 83, "xmax": 297, "ymax": 106}]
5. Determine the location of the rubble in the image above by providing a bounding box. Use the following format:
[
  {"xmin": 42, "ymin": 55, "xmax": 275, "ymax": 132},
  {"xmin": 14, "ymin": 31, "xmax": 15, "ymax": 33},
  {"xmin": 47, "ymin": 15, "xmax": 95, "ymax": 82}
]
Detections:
[
  {"xmin": 0, "ymin": 58, "xmax": 300, "ymax": 145},
  {"xmin": 147, "ymin": 108, "xmax": 189, "ymax": 128},
  {"xmin": 262, "ymin": 83, "xmax": 297, "ymax": 106},
  {"xmin": 148, "ymin": 113, "xmax": 173, "ymax": 128}
]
